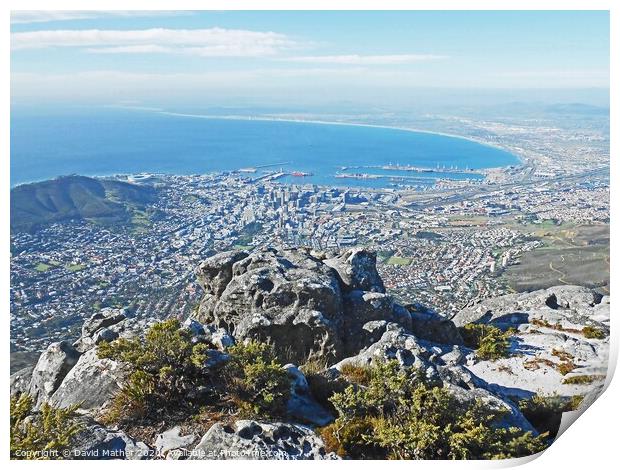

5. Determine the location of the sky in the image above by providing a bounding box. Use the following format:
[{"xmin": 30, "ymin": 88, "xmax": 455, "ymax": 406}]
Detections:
[{"xmin": 10, "ymin": 10, "xmax": 610, "ymax": 109}]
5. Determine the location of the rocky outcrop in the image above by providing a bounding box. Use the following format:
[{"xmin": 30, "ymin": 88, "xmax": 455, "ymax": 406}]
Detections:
[
  {"xmin": 323, "ymin": 248, "xmax": 385, "ymax": 293},
  {"xmin": 155, "ymin": 426, "xmax": 198, "ymax": 459},
  {"xmin": 10, "ymin": 366, "xmax": 34, "ymax": 396},
  {"xmin": 28, "ymin": 341, "xmax": 81, "ymax": 407},
  {"xmin": 194, "ymin": 247, "xmax": 415, "ymax": 363},
  {"xmin": 189, "ymin": 420, "xmax": 339, "ymax": 460},
  {"xmin": 451, "ymin": 285, "xmax": 606, "ymax": 328},
  {"xmin": 12, "ymin": 247, "xmax": 610, "ymax": 461},
  {"xmin": 284, "ymin": 364, "xmax": 334, "ymax": 426},
  {"xmin": 50, "ymin": 348, "xmax": 129, "ymax": 411},
  {"xmin": 453, "ymin": 285, "xmax": 610, "ymax": 398},
  {"xmin": 69, "ymin": 418, "xmax": 151, "ymax": 460}
]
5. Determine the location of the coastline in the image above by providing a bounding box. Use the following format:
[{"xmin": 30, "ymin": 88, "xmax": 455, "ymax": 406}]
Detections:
[
  {"xmin": 154, "ymin": 109, "xmax": 525, "ymax": 166},
  {"xmin": 10, "ymin": 107, "xmax": 524, "ymax": 187}
]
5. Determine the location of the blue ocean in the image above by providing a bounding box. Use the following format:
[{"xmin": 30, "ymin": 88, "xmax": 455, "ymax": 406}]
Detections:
[{"xmin": 10, "ymin": 108, "xmax": 519, "ymax": 188}]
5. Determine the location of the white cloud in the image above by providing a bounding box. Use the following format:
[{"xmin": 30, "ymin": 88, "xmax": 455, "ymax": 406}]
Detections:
[
  {"xmin": 11, "ymin": 27, "xmax": 299, "ymax": 57},
  {"xmin": 11, "ymin": 11, "xmax": 190, "ymax": 24},
  {"xmin": 282, "ymin": 54, "xmax": 447, "ymax": 65}
]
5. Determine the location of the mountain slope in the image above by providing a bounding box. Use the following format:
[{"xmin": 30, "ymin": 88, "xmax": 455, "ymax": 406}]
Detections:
[{"xmin": 10, "ymin": 175, "xmax": 157, "ymax": 233}]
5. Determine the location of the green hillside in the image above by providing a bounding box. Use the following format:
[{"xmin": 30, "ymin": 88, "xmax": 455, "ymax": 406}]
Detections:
[{"xmin": 10, "ymin": 175, "xmax": 157, "ymax": 233}]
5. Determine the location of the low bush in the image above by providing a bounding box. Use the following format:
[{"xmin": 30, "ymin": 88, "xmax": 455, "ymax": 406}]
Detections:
[
  {"xmin": 10, "ymin": 394, "xmax": 82, "ymax": 460},
  {"xmin": 582, "ymin": 326, "xmax": 606, "ymax": 339},
  {"xmin": 562, "ymin": 375, "xmax": 605, "ymax": 385},
  {"xmin": 98, "ymin": 320, "xmax": 292, "ymax": 423},
  {"xmin": 518, "ymin": 394, "xmax": 570, "ymax": 438},
  {"xmin": 224, "ymin": 340, "xmax": 290, "ymax": 417},
  {"xmin": 97, "ymin": 318, "xmax": 217, "ymax": 424},
  {"xmin": 458, "ymin": 324, "xmax": 512, "ymax": 360},
  {"xmin": 321, "ymin": 360, "xmax": 548, "ymax": 460},
  {"xmin": 557, "ymin": 361, "xmax": 576, "ymax": 376}
]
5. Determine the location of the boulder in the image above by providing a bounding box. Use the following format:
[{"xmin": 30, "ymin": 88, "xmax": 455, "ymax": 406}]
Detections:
[
  {"xmin": 74, "ymin": 309, "xmax": 127, "ymax": 352},
  {"xmin": 283, "ymin": 365, "xmax": 334, "ymax": 426},
  {"xmin": 407, "ymin": 307, "xmax": 463, "ymax": 345},
  {"xmin": 82, "ymin": 309, "xmax": 127, "ymax": 338},
  {"xmin": 69, "ymin": 418, "xmax": 151, "ymax": 460},
  {"xmin": 155, "ymin": 426, "xmax": 198, "ymax": 459},
  {"xmin": 446, "ymin": 384, "xmax": 537, "ymax": 434},
  {"xmin": 324, "ymin": 248, "xmax": 385, "ymax": 293},
  {"xmin": 50, "ymin": 348, "xmax": 129, "ymax": 411},
  {"xmin": 194, "ymin": 247, "xmax": 424, "ymax": 364},
  {"xmin": 189, "ymin": 420, "xmax": 339, "ymax": 460},
  {"xmin": 197, "ymin": 250, "xmax": 250, "ymax": 296},
  {"xmin": 196, "ymin": 247, "xmax": 346, "ymax": 363},
  {"xmin": 333, "ymin": 324, "xmax": 436, "ymax": 376},
  {"xmin": 28, "ymin": 341, "xmax": 81, "ymax": 407},
  {"xmin": 10, "ymin": 366, "xmax": 34, "ymax": 396},
  {"xmin": 451, "ymin": 285, "xmax": 605, "ymax": 328}
]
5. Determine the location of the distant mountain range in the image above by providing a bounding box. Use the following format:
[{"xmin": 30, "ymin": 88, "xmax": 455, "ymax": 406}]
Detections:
[{"xmin": 10, "ymin": 175, "xmax": 157, "ymax": 233}]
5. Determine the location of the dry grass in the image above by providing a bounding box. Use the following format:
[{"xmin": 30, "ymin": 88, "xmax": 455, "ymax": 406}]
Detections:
[{"xmin": 339, "ymin": 363, "xmax": 374, "ymax": 386}]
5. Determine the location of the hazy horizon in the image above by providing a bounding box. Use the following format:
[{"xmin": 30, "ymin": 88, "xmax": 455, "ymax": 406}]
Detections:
[{"xmin": 11, "ymin": 10, "xmax": 610, "ymax": 109}]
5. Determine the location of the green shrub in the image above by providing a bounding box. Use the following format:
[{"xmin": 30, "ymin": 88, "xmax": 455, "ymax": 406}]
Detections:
[
  {"xmin": 518, "ymin": 394, "xmax": 570, "ymax": 438},
  {"xmin": 324, "ymin": 360, "xmax": 548, "ymax": 460},
  {"xmin": 582, "ymin": 326, "xmax": 606, "ymax": 339},
  {"xmin": 562, "ymin": 374, "xmax": 605, "ymax": 385},
  {"xmin": 10, "ymin": 394, "xmax": 82, "ymax": 460},
  {"xmin": 300, "ymin": 357, "xmax": 348, "ymax": 414},
  {"xmin": 224, "ymin": 340, "xmax": 290, "ymax": 417},
  {"xmin": 459, "ymin": 324, "xmax": 511, "ymax": 360},
  {"xmin": 97, "ymin": 318, "xmax": 220, "ymax": 424}
]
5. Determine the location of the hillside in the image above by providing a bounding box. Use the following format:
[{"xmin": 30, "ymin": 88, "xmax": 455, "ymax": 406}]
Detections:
[{"xmin": 10, "ymin": 175, "xmax": 157, "ymax": 233}]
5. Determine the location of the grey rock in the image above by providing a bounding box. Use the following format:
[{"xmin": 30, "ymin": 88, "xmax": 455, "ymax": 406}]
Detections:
[
  {"xmin": 334, "ymin": 325, "xmax": 434, "ymax": 372},
  {"xmin": 197, "ymin": 250, "xmax": 250, "ymax": 296},
  {"xmin": 440, "ymin": 345, "xmax": 466, "ymax": 366},
  {"xmin": 446, "ymin": 384, "xmax": 537, "ymax": 434},
  {"xmin": 284, "ymin": 365, "xmax": 333, "ymax": 426},
  {"xmin": 196, "ymin": 247, "xmax": 346, "ymax": 363},
  {"xmin": 195, "ymin": 247, "xmax": 427, "ymax": 364},
  {"xmin": 203, "ymin": 324, "xmax": 235, "ymax": 350},
  {"xmin": 408, "ymin": 308, "xmax": 463, "ymax": 345},
  {"xmin": 183, "ymin": 318, "xmax": 205, "ymax": 336},
  {"xmin": 452, "ymin": 285, "xmax": 605, "ymax": 328},
  {"xmin": 93, "ymin": 328, "xmax": 119, "ymax": 345},
  {"xmin": 28, "ymin": 341, "xmax": 81, "ymax": 407},
  {"xmin": 189, "ymin": 420, "xmax": 339, "ymax": 460},
  {"xmin": 70, "ymin": 418, "xmax": 151, "ymax": 460},
  {"xmin": 82, "ymin": 309, "xmax": 127, "ymax": 338},
  {"xmin": 10, "ymin": 366, "xmax": 34, "ymax": 396},
  {"xmin": 50, "ymin": 348, "xmax": 129, "ymax": 411},
  {"xmin": 199, "ymin": 349, "xmax": 230, "ymax": 370},
  {"xmin": 324, "ymin": 248, "xmax": 385, "ymax": 293},
  {"xmin": 155, "ymin": 426, "xmax": 198, "ymax": 457}
]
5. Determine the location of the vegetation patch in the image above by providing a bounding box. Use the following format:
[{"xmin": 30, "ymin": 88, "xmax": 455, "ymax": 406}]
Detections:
[
  {"xmin": 458, "ymin": 324, "xmax": 512, "ymax": 360},
  {"xmin": 339, "ymin": 363, "xmax": 374, "ymax": 386},
  {"xmin": 386, "ymin": 256, "xmax": 411, "ymax": 266},
  {"xmin": 223, "ymin": 340, "xmax": 290, "ymax": 418},
  {"xmin": 518, "ymin": 394, "xmax": 582, "ymax": 438},
  {"xmin": 582, "ymin": 326, "xmax": 606, "ymax": 339},
  {"xmin": 319, "ymin": 360, "xmax": 548, "ymax": 460},
  {"xmin": 562, "ymin": 375, "xmax": 606, "ymax": 385},
  {"xmin": 34, "ymin": 263, "xmax": 52, "ymax": 273},
  {"xmin": 66, "ymin": 263, "xmax": 86, "ymax": 272},
  {"xmin": 97, "ymin": 319, "xmax": 290, "ymax": 428},
  {"xmin": 531, "ymin": 319, "xmax": 581, "ymax": 334},
  {"xmin": 10, "ymin": 394, "xmax": 82, "ymax": 460}
]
